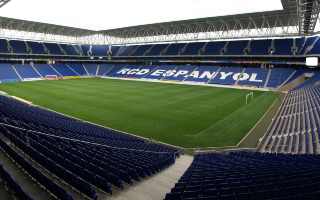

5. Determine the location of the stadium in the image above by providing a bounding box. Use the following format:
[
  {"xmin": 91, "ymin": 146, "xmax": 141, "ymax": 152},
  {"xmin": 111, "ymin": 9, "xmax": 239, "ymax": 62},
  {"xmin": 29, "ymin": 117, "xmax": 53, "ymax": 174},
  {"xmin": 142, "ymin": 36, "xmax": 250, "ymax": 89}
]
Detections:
[{"xmin": 0, "ymin": 0, "xmax": 319, "ymax": 199}]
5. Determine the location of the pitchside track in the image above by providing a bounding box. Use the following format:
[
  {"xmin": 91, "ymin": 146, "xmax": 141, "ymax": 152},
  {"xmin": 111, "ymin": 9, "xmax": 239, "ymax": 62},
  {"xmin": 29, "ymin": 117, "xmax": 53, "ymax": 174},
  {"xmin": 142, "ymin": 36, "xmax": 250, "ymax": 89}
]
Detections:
[{"xmin": 0, "ymin": 78, "xmax": 278, "ymax": 148}]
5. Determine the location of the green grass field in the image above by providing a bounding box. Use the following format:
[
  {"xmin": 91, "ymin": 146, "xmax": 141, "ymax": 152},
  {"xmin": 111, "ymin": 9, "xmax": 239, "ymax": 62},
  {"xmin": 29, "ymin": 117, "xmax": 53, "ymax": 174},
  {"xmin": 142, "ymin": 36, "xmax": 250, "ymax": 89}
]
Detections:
[{"xmin": 0, "ymin": 78, "xmax": 278, "ymax": 148}]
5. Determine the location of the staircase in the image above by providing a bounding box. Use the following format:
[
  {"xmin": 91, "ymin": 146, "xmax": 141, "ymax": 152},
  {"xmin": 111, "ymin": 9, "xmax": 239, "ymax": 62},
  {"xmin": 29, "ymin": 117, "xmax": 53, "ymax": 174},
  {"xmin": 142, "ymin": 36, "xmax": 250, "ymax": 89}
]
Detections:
[
  {"xmin": 25, "ymin": 41, "xmax": 32, "ymax": 54},
  {"xmin": 304, "ymin": 37, "xmax": 320, "ymax": 55},
  {"xmin": 57, "ymin": 44, "xmax": 67, "ymax": 55},
  {"xmin": 264, "ymin": 69, "xmax": 272, "ymax": 88},
  {"xmin": 42, "ymin": 43, "xmax": 50, "ymax": 54},
  {"xmin": 11, "ymin": 65, "xmax": 23, "ymax": 81},
  {"xmin": 30, "ymin": 63, "xmax": 43, "ymax": 78},
  {"xmin": 279, "ymin": 73, "xmax": 306, "ymax": 92},
  {"xmin": 7, "ymin": 40, "xmax": 13, "ymax": 53}
]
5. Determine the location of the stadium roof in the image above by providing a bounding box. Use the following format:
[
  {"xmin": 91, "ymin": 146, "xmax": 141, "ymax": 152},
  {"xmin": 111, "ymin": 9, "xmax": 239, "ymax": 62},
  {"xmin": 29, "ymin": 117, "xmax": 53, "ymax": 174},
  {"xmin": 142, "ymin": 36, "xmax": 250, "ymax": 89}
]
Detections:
[{"xmin": 0, "ymin": 0, "xmax": 319, "ymax": 44}]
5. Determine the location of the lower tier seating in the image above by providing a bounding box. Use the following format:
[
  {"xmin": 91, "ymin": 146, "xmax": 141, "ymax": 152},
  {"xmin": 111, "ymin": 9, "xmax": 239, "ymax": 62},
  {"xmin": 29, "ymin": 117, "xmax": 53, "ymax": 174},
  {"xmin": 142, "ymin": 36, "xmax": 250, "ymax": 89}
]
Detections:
[
  {"xmin": 165, "ymin": 151, "xmax": 320, "ymax": 200},
  {"xmin": 258, "ymin": 86, "xmax": 320, "ymax": 154},
  {"xmin": 0, "ymin": 96, "xmax": 178, "ymax": 199}
]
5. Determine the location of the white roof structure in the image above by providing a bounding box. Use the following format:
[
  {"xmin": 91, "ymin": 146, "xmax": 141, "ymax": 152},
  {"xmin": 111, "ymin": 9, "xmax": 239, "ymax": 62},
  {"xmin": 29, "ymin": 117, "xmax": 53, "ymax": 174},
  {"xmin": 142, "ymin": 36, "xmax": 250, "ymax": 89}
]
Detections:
[{"xmin": 0, "ymin": 0, "xmax": 319, "ymax": 44}]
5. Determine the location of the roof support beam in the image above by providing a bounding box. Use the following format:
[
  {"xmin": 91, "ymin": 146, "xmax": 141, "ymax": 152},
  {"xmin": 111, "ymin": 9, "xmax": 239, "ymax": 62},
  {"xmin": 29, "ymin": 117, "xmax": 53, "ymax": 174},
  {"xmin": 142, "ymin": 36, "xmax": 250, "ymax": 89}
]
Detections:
[{"xmin": 0, "ymin": 0, "xmax": 10, "ymax": 8}]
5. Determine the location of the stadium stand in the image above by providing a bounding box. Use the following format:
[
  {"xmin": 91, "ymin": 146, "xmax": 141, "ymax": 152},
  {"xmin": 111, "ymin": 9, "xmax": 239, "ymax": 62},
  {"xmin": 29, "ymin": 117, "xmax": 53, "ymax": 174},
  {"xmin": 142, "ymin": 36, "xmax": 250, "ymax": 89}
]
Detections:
[
  {"xmin": 13, "ymin": 64, "xmax": 41, "ymax": 79},
  {"xmin": 27, "ymin": 41, "xmax": 47, "ymax": 55},
  {"xmin": 33, "ymin": 64, "xmax": 61, "ymax": 77},
  {"xmin": 0, "ymin": 95, "xmax": 178, "ymax": 198},
  {"xmin": 0, "ymin": 36, "xmax": 319, "ymax": 57},
  {"xmin": 0, "ymin": 39, "xmax": 9, "ymax": 53},
  {"xmin": 258, "ymin": 84, "xmax": 320, "ymax": 154},
  {"xmin": 66, "ymin": 63, "xmax": 88, "ymax": 76},
  {"xmin": 0, "ymin": 164, "xmax": 34, "ymax": 200},
  {"xmin": 44, "ymin": 43, "xmax": 65, "ymax": 55},
  {"xmin": 0, "ymin": 1, "xmax": 320, "ymax": 199},
  {"xmin": 0, "ymin": 64, "xmax": 21, "ymax": 82},
  {"xmin": 51, "ymin": 64, "xmax": 77, "ymax": 76},
  {"xmin": 83, "ymin": 63, "xmax": 98, "ymax": 76},
  {"xmin": 165, "ymin": 151, "xmax": 320, "ymax": 200},
  {"xmin": 9, "ymin": 40, "xmax": 28, "ymax": 54},
  {"xmin": 0, "ymin": 62, "xmax": 304, "ymax": 89}
]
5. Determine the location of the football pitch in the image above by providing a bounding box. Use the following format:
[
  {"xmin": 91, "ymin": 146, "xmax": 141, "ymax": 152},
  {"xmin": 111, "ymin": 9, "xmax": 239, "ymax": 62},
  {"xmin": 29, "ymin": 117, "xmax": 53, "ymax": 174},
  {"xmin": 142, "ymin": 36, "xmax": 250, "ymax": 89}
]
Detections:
[{"xmin": 0, "ymin": 78, "xmax": 278, "ymax": 148}]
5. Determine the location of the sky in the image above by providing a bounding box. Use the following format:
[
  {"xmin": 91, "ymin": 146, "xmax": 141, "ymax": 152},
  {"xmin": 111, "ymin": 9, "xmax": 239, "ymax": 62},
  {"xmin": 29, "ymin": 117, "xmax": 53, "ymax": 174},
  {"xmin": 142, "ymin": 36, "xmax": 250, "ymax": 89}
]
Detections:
[{"xmin": 0, "ymin": 0, "xmax": 283, "ymax": 31}]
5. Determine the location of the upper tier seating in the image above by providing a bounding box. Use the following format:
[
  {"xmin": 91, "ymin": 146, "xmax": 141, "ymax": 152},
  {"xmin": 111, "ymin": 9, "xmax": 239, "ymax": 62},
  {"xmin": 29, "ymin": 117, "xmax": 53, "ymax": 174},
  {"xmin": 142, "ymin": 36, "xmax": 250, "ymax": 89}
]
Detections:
[
  {"xmin": 299, "ymin": 36, "xmax": 318, "ymax": 54},
  {"xmin": 91, "ymin": 45, "xmax": 108, "ymax": 57},
  {"xmin": 60, "ymin": 44, "xmax": 79, "ymax": 56},
  {"xmin": 224, "ymin": 40, "xmax": 248, "ymax": 55},
  {"xmin": 132, "ymin": 45, "xmax": 153, "ymax": 56},
  {"xmin": 165, "ymin": 151, "xmax": 320, "ymax": 200},
  {"xmin": 27, "ymin": 41, "xmax": 47, "ymax": 54},
  {"xmin": 181, "ymin": 42, "xmax": 206, "ymax": 56},
  {"xmin": 0, "ymin": 95, "xmax": 178, "ymax": 198},
  {"xmin": 200, "ymin": 41, "xmax": 225, "ymax": 55},
  {"xmin": 249, "ymin": 39, "xmax": 272, "ymax": 55},
  {"xmin": 9, "ymin": 40, "xmax": 28, "ymax": 54},
  {"xmin": 145, "ymin": 44, "xmax": 169, "ymax": 56},
  {"xmin": 163, "ymin": 43, "xmax": 187, "ymax": 56},
  {"xmin": 0, "ymin": 39, "xmax": 9, "ymax": 53},
  {"xmin": 273, "ymin": 39, "xmax": 293, "ymax": 55},
  {"xmin": 1, "ymin": 36, "xmax": 320, "ymax": 57},
  {"xmin": 44, "ymin": 43, "xmax": 64, "ymax": 55},
  {"xmin": 258, "ymin": 85, "xmax": 320, "ymax": 154}
]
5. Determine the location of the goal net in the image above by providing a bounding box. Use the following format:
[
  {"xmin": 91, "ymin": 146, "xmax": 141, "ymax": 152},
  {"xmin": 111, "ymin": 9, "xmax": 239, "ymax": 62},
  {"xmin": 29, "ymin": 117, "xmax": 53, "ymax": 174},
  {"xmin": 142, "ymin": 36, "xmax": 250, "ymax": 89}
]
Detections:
[{"xmin": 45, "ymin": 75, "xmax": 59, "ymax": 80}]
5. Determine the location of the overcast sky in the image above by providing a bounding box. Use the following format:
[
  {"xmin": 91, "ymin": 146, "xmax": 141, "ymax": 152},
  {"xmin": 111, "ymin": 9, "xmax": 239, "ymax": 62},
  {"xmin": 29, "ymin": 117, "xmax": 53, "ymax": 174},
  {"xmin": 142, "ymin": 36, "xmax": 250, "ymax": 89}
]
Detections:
[{"xmin": 0, "ymin": 0, "xmax": 283, "ymax": 31}]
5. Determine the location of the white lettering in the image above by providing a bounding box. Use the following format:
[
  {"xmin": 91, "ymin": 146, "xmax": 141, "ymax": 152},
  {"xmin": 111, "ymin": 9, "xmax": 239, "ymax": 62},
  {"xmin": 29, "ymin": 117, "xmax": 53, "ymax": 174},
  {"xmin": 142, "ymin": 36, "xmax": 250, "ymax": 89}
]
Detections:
[
  {"xmin": 200, "ymin": 71, "xmax": 216, "ymax": 79},
  {"xmin": 249, "ymin": 73, "xmax": 263, "ymax": 82},
  {"xmin": 174, "ymin": 70, "xmax": 189, "ymax": 77},
  {"xmin": 219, "ymin": 72, "xmax": 233, "ymax": 80},
  {"xmin": 233, "ymin": 73, "xmax": 250, "ymax": 81},
  {"xmin": 117, "ymin": 68, "xmax": 130, "ymax": 75}
]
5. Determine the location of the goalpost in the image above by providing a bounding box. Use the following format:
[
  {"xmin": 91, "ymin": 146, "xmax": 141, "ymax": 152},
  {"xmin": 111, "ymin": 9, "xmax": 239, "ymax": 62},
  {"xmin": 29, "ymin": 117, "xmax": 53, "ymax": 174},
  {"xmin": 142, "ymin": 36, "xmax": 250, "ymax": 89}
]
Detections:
[
  {"xmin": 45, "ymin": 75, "xmax": 59, "ymax": 80},
  {"xmin": 246, "ymin": 92, "xmax": 254, "ymax": 104}
]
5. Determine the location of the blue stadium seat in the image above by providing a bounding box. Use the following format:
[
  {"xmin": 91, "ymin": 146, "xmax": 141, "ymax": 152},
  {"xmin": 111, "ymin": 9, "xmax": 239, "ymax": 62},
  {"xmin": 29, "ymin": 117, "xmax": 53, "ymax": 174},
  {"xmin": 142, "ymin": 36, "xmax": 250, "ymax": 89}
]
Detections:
[
  {"xmin": 27, "ymin": 41, "xmax": 47, "ymax": 54},
  {"xmin": 165, "ymin": 152, "xmax": 320, "ymax": 200},
  {"xmin": 9, "ymin": 40, "xmax": 28, "ymax": 54},
  {"xmin": 181, "ymin": 42, "xmax": 206, "ymax": 56},
  {"xmin": 33, "ymin": 64, "xmax": 61, "ymax": 77},
  {"xmin": 67, "ymin": 63, "xmax": 87, "ymax": 76},
  {"xmin": 0, "ymin": 39, "xmax": 9, "ymax": 53},
  {"xmin": 44, "ymin": 43, "xmax": 64, "ymax": 55},
  {"xmin": 51, "ymin": 64, "xmax": 77, "ymax": 76},
  {"xmin": 0, "ymin": 64, "xmax": 20, "ymax": 82},
  {"xmin": 224, "ymin": 40, "xmax": 248, "ymax": 55},
  {"xmin": 273, "ymin": 39, "xmax": 293, "ymax": 55},
  {"xmin": 200, "ymin": 41, "xmax": 225, "ymax": 55},
  {"xmin": 249, "ymin": 39, "xmax": 272, "ymax": 55},
  {"xmin": 14, "ymin": 64, "xmax": 40, "ymax": 79},
  {"xmin": 60, "ymin": 44, "xmax": 79, "ymax": 56},
  {"xmin": 145, "ymin": 44, "xmax": 169, "ymax": 56},
  {"xmin": 83, "ymin": 63, "xmax": 98, "ymax": 76}
]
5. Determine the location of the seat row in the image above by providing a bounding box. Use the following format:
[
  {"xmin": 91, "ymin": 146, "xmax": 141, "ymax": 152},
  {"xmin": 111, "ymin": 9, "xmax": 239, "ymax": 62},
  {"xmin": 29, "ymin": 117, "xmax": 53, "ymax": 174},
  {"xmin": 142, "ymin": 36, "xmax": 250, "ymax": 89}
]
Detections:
[{"xmin": 165, "ymin": 152, "xmax": 320, "ymax": 200}]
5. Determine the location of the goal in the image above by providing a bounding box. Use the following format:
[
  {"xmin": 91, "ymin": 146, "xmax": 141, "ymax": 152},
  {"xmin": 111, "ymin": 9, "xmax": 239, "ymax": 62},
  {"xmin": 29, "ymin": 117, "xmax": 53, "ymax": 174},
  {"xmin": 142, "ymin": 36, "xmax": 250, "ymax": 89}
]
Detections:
[
  {"xmin": 45, "ymin": 75, "xmax": 59, "ymax": 80},
  {"xmin": 246, "ymin": 92, "xmax": 254, "ymax": 104}
]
